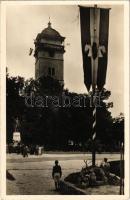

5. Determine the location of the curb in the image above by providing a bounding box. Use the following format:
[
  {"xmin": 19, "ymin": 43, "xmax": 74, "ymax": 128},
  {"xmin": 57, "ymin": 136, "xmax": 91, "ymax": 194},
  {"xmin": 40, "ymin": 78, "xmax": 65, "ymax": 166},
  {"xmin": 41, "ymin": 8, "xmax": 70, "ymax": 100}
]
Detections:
[{"xmin": 59, "ymin": 180, "xmax": 87, "ymax": 195}]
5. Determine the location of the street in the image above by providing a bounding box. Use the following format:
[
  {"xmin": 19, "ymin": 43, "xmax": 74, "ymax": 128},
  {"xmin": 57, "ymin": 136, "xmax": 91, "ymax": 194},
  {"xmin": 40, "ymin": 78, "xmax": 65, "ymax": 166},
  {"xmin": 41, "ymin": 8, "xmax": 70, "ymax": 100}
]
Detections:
[{"xmin": 7, "ymin": 153, "xmax": 120, "ymax": 195}]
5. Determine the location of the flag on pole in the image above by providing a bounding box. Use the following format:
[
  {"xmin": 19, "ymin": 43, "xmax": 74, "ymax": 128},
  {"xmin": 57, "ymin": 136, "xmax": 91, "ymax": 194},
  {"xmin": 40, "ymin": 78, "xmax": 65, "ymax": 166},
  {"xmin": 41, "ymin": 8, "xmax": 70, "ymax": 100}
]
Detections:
[
  {"xmin": 29, "ymin": 48, "xmax": 33, "ymax": 56},
  {"xmin": 79, "ymin": 6, "xmax": 110, "ymax": 91}
]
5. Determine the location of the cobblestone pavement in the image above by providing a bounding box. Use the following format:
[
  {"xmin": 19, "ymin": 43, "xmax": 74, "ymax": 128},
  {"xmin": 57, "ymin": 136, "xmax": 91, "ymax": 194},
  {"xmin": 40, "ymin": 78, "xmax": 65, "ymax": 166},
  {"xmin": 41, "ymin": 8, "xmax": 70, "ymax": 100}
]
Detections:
[{"xmin": 7, "ymin": 153, "xmax": 120, "ymax": 195}]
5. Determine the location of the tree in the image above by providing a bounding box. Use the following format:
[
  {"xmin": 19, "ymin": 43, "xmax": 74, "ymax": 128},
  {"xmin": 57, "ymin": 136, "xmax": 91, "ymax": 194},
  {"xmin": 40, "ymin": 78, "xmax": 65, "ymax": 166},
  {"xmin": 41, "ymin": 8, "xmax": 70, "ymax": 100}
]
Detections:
[
  {"xmin": 112, "ymin": 113, "xmax": 124, "ymax": 150},
  {"xmin": 6, "ymin": 73, "xmax": 124, "ymax": 152},
  {"xmin": 6, "ymin": 73, "xmax": 25, "ymax": 143}
]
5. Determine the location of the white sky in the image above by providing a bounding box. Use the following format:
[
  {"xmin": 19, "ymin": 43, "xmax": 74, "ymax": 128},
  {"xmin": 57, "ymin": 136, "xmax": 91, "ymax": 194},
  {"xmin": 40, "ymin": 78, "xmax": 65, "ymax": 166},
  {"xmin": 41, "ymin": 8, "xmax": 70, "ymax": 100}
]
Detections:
[{"xmin": 6, "ymin": 4, "xmax": 124, "ymax": 117}]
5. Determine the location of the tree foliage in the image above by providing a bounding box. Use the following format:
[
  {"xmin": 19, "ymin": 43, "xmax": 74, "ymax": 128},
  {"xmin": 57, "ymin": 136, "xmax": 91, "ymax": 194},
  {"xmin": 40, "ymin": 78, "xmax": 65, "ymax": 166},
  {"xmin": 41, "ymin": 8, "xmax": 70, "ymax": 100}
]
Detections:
[{"xmin": 6, "ymin": 73, "xmax": 124, "ymax": 151}]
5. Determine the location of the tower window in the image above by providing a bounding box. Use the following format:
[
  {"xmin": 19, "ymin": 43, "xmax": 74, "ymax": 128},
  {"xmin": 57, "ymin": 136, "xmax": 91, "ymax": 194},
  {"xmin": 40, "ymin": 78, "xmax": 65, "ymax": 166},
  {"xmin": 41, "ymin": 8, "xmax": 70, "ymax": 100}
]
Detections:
[
  {"xmin": 49, "ymin": 49, "xmax": 55, "ymax": 57},
  {"xmin": 48, "ymin": 67, "xmax": 51, "ymax": 76},
  {"xmin": 48, "ymin": 67, "xmax": 55, "ymax": 76},
  {"xmin": 52, "ymin": 68, "xmax": 55, "ymax": 76}
]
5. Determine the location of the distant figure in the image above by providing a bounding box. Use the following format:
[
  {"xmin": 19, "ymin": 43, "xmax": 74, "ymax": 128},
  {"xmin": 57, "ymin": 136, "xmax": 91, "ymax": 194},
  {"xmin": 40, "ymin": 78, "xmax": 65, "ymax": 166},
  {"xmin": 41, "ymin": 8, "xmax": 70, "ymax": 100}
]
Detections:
[
  {"xmin": 22, "ymin": 146, "xmax": 28, "ymax": 157},
  {"xmin": 52, "ymin": 160, "xmax": 62, "ymax": 190},
  {"xmin": 100, "ymin": 158, "xmax": 110, "ymax": 176},
  {"xmin": 35, "ymin": 145, "xmax": 39, "ymax": 155}
]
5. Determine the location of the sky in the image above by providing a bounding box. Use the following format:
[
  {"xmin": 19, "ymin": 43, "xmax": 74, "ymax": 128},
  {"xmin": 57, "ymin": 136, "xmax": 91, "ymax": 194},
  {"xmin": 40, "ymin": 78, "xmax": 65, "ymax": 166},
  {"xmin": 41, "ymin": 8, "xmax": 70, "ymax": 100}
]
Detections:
[{"xmin": 6, "ymin": 3, "xmax": 124, "ymax": 117}]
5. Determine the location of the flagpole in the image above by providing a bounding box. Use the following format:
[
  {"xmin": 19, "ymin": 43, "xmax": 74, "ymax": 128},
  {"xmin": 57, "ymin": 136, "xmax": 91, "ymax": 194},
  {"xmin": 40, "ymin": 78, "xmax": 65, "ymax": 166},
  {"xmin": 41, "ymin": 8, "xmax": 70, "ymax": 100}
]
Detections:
[
  {"xmin": 91, "ymin": 4, "xmax": 97, "ymax": 167},
  {"xmin": 79, "ymin": 4, "xmax": 110, "ymax": 167},
  {"xmin": 92, "ymin": 93, "xmax": 96, "ymax": 166}
]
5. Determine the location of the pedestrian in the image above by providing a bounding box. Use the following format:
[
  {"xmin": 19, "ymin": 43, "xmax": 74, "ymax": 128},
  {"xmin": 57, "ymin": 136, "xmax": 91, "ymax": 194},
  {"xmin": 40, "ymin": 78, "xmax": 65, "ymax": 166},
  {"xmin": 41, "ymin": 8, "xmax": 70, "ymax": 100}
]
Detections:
[
  {"xmin": 22, "ymin": 145, "xmax": 28, "ymax": 157},
  {"xmin": 52, "ymin": 160, "xmax": 62, "ymax": 190},
  {"xmin": 100, "ymin": 158, "xmax": 110, "ymax": 176}
]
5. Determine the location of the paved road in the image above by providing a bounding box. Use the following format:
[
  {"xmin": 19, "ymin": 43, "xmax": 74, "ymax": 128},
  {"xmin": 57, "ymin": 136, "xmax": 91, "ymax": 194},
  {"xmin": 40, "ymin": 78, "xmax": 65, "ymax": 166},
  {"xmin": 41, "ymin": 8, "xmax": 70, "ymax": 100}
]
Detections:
[{"xmin": 7, "ymin": 153, "xmax": 120, "ymax": 195}]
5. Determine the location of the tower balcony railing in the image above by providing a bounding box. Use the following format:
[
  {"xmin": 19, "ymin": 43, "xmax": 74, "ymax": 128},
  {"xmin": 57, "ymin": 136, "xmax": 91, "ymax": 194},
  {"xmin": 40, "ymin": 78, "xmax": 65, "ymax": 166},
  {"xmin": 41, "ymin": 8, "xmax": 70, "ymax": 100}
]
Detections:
[{"xmin": 34, "ymin": 43, "xmax": 65, "ymax": 57}]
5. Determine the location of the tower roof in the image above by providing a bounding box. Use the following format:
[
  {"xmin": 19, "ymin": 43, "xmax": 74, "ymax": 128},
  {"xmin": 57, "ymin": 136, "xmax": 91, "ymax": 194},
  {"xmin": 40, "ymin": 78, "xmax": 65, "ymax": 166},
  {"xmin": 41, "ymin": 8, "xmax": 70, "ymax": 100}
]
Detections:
[{"xmin": 36, "ymin": 21, "xmax": 65, "ymax": 42}]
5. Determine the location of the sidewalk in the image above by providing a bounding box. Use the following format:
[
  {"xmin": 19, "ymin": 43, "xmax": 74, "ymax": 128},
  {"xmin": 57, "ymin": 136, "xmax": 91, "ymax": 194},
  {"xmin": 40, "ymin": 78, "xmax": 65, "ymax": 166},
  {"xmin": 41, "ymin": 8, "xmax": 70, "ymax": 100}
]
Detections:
[
  {"xmin": 7, "ymin": 159, "xmax": 83, "ymax": 195},
  {"xmin": 7, "ymin": 169, "xmax": 59, "ymax": 195}
]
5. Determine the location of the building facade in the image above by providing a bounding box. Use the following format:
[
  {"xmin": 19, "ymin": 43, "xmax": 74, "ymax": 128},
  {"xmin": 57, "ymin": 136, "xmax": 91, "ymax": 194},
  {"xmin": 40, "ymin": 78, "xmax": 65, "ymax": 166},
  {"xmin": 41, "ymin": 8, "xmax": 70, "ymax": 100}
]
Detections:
[{"xmin": 34, "ymin": 21, "xmax": 65, "ymax": 85}]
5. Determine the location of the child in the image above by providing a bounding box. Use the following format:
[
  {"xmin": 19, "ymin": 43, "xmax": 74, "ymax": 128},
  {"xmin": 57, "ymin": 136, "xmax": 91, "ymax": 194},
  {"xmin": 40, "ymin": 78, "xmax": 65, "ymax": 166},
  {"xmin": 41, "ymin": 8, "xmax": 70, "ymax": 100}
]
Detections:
[{"xmin": 52, "ymin": 160, "xmax": 62, "ymax": 190}]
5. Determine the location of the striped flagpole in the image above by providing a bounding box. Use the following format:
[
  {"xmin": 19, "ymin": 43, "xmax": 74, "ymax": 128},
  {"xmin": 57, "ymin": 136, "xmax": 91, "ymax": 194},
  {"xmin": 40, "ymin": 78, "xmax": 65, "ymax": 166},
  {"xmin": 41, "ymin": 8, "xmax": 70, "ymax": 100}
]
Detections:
[
  {"xmin": 91, "ymin": 5, "xmax": 98, "ymax": 167},
  {"xmin": 79, "ymin": 4, "xmax": 110, "ymax": 168},
  {"xmin": 92, "ymin": 93, "xmax": 97, "ymax": 166},
  {"xmin": 92, "ymin": 106, "xmax": 96, "ymax": 140}
]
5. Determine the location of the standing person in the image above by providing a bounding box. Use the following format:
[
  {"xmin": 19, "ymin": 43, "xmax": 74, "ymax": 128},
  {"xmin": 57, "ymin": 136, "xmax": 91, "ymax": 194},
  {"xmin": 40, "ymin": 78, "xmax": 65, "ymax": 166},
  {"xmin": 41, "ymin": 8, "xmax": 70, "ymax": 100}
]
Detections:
[
  {"xmin": 22, "ymin": 145, "xmax": 28, "ymax": 157},
  {"xmin": 52, "ymin": 160, "xmax": 62, "ymax": 190}
]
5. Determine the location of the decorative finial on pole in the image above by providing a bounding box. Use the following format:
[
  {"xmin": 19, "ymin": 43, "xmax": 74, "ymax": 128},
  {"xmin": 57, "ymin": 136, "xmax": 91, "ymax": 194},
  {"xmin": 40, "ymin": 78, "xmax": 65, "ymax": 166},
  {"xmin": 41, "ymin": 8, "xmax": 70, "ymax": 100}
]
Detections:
[
  {"xmin": 48, "ymin": 16, "xmax": 51, "ymax": 28},
  {"xmin": 94, "ymin": 4, "xmax": 98, "ymax": 33}
]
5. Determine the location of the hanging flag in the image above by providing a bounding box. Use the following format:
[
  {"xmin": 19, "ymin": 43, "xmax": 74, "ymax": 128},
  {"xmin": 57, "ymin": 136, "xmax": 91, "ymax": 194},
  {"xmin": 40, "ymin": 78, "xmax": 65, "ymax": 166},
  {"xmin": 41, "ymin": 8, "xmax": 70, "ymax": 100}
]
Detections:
[
  {"xmin": 79, "ymin": 6, "xmax": 110, "ymax": 91},
  {"xmin": 29, "ymin": 48, "xmax": 33, "ymax": 56}
]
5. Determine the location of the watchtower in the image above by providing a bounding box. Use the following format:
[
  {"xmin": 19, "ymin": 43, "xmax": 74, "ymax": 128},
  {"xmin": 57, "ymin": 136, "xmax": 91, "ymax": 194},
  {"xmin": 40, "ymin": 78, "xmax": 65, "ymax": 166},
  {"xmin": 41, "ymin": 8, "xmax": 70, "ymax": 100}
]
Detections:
[{"xmin": 34, "ymin": 21, "xmax": 65, "ymax": 85}]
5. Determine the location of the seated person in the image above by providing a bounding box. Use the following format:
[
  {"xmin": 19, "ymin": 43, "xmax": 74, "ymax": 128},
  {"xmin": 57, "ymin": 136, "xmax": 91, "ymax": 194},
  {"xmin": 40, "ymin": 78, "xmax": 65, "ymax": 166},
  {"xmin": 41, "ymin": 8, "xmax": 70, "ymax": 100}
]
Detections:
[{"xmin": 100, "ymin": 158, "xmax": 110, "ymax": 176}]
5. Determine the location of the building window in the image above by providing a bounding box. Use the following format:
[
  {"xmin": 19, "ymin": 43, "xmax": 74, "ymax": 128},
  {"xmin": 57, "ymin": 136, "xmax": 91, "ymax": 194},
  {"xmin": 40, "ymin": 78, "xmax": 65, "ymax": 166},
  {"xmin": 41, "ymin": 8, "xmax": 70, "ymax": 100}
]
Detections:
[
  {"xmin": 48, "ymin": 49, "xmax": 55, "ymax": 57},
  {"xmin": 48, "ymin": 67, "xmax": 51, "ymax": 76},
  {"xmin": 48, "ymin": 67, "xmax": 55, "ymax": 76},
  {"xmin": 52, "ymin": 68, "xmax": 55, "ymax": 76}
]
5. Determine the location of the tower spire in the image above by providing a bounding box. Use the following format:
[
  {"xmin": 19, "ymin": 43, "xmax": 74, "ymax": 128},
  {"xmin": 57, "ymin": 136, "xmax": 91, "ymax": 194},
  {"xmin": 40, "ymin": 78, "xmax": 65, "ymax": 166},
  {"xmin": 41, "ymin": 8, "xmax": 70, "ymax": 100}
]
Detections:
[{"xmin": 48, "ymin": 17, "xmax": 51, "ymax": 28}]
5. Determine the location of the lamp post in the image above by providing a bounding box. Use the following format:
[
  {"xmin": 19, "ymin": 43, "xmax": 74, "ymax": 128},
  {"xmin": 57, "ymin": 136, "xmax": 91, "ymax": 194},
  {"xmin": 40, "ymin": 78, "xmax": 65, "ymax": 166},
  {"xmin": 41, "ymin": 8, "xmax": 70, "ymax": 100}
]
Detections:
[{"xmin": 120, "ymin": 142, "xmax": 124, "ymax": 195}]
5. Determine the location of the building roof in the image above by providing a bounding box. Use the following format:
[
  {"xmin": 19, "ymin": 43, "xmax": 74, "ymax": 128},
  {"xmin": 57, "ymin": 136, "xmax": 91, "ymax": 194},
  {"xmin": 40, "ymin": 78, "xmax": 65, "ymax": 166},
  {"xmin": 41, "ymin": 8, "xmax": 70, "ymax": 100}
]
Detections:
[{"xmin": 36, "ymin": 22, "xmax": 65, "ymax": 42}]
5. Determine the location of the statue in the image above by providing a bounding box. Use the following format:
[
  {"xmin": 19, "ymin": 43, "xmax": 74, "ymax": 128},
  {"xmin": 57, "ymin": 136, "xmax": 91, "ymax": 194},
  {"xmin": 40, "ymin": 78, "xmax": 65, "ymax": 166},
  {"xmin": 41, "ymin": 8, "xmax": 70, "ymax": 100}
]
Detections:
[
  {"xmin": 13, "ymin": 117, "xmax": 21, "ymax": 143},
  {"xmin": 14, "ymin": 117, "xmax": 20, "ymax": 132}
]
